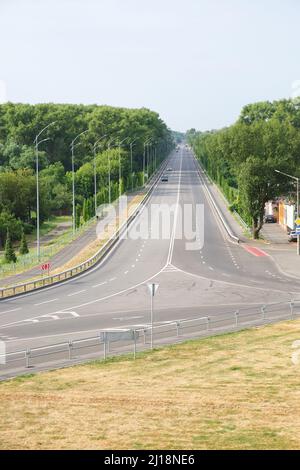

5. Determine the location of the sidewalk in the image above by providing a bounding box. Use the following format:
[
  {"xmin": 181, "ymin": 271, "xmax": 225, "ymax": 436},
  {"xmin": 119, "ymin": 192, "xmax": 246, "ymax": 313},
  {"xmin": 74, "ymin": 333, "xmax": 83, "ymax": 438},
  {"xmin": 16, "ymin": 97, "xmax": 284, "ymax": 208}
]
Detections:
[
  {"xmin": 200, "ymin": 165, "xmax": 300, "ymax": 279},
  {"xmin": 261, "ymin": 223, "xmax": 289, "ymax": 244}
]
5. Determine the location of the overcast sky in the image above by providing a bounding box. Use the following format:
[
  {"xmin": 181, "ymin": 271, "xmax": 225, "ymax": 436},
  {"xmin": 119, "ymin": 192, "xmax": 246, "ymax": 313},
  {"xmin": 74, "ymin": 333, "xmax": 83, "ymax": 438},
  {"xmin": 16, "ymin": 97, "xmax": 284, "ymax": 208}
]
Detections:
[{"xmin": 0, "ymin": 0, "xmax": 300, "ymax": 131}]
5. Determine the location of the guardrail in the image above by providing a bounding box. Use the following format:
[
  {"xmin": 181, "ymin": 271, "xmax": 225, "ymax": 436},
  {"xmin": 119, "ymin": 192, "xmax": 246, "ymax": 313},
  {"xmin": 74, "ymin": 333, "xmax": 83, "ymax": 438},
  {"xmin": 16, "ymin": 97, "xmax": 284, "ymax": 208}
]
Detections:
[
  {"xmin": 194, "ymin": 157, "xmax": 240, "ymax": 244},
  {"xmin": 0, "ymin": 158, "xmax": 170, "ymax": 300},
  {"xmin": 0, "ymin": 299, "xmax": 299, "ymax": 377}
]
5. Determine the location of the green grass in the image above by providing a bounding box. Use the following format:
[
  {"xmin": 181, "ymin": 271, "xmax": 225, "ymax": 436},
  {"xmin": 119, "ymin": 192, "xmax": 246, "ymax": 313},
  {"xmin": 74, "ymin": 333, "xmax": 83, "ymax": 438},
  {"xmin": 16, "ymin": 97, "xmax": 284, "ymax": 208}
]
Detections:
[{"xmin": 1, "ymin": 320, "xmax": 300, "ymax": 449}]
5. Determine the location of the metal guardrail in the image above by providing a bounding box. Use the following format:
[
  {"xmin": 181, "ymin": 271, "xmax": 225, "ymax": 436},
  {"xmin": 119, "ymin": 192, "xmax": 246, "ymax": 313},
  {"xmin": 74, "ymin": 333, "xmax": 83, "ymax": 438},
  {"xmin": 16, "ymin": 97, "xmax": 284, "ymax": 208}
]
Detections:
[
  {"xmin": 0, "ymin": 158, "xmax": 170, "ymax": 300},
  {"xmin": 0, "ymin": 300, "xmax": 299, "ymax": 376},
  {"xmin": 193, "ymin": 156, "xmax": 240, "ymax": 244}
]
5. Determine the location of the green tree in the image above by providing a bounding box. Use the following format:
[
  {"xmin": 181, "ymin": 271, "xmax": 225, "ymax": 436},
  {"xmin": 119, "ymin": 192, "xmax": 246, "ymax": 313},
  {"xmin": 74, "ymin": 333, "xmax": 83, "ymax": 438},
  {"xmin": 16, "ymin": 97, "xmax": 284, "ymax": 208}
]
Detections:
[
  {"xmin": 75, "ymin": 204, "xmax": 81, "ymax": 229},
  {"xmin": 4, "ymin": 229, "xmax": 17, "ymax": 263},
  {"xmin": 19, "ymin": 228, "xmax": 29, "ymax": 255}
]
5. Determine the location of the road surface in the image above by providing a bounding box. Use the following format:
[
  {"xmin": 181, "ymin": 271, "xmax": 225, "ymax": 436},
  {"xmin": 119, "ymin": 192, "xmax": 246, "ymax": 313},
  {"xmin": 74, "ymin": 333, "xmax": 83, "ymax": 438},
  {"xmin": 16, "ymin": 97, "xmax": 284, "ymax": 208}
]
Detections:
[{"xmin": 0, "ymin": 146, "xmax": 299, "ymax": 375}]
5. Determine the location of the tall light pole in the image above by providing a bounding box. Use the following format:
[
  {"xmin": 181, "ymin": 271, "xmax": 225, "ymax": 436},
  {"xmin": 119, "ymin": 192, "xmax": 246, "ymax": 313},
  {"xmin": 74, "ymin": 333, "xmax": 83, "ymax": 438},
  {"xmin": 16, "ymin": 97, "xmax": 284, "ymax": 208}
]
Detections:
[
  {"xmin": 93, "ymin": 134, "xmax": 107, "ymax": 216},
  {"xmin": 275, "ymin": 169, "xmax": 300, "ymax": 255},
  {"xmin": 107, "ymin": 137, "xmax": 117, "ymax": 204},
  {"xmin": 118, "ymin": 137, "xmax": 128, "ymax": 198},
  {"xmin": 129, "ymin": 138, "xmax": 138, "ymax": 192},
  {"xmin": 71, "ymin": 129, "xmax": 88, "ymax": 236},
  {"xmin": 34, "ymin": 121, "xmax": 56, "ymax": 260},
  {"xmin": 143, "ymin": 138, "xmax": 152, "ymax": 186}
]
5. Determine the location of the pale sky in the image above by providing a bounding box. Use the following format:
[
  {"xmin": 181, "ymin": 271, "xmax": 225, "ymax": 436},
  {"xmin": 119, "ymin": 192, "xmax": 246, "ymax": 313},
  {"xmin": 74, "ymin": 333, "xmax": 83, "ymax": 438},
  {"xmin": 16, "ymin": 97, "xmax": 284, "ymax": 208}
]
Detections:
[{"xmin": 0, "ymin": 0, "xmax": 300, "ymax": 131}]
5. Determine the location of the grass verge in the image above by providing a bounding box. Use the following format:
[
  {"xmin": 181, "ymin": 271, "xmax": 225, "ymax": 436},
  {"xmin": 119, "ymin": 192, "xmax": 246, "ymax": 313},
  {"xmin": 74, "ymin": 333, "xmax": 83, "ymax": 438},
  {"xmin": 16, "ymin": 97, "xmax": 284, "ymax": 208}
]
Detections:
[{"xmin": 1, "ymin": 320, "xmax": 300, "ymax": 449}]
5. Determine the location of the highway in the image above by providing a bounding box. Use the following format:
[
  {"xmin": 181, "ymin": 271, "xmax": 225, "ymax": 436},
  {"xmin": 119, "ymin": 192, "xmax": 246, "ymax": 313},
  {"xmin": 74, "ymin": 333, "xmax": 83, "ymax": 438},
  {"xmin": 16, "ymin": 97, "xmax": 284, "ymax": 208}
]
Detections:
[{"xmin": 1, "ymin": 145, "xmax": 299, "ymax": 370}]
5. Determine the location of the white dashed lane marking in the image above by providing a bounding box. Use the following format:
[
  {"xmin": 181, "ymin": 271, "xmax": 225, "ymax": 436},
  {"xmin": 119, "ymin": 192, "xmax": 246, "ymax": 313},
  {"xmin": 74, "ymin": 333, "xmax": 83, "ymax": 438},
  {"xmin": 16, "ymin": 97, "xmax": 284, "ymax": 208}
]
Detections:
[
  {"xmin": 92, "ymin": 281, "xmax": 107, "ymax": 288},
  {"xmin": 68, "ymin": 289, "xmax": 86, "ymax": 297},
  {"xmin": 34, "ymin": 298, "xmax": 58, "ymax": 306},
  {"xmin": 0, "ymin": 308, "xmax": 22, "ymax": 315}
]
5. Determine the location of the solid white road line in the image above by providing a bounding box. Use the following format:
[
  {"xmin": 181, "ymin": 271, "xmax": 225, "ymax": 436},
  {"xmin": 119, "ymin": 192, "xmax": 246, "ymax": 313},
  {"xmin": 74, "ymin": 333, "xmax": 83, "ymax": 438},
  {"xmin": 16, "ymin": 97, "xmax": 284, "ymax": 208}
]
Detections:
[{"xmin": 166, "ymin": 147, "xmax": 183, "ymax": 265}]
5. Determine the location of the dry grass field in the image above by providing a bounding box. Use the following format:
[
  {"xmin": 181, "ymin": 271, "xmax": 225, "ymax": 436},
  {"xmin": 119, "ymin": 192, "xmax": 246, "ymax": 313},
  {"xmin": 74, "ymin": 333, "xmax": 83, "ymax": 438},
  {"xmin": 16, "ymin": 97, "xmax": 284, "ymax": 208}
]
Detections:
[{"xmin": 1, "ymin": 320, "xmax": 300, "ymax": 449}]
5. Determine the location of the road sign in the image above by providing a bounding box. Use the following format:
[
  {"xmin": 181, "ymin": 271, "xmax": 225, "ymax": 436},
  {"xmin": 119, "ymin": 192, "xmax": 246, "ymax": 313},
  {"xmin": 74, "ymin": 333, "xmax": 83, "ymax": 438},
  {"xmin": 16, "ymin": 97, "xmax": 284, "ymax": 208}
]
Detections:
[
  {"xmin": 147, "ymin": 283, "xmax": 159, "ymax": 297},
  {"xmin": 41, "ymin": 263, "xmax": 51, "ymax": 271},
  {"xmin": 295, "ymin": 218, "xmax": 300, "ymax": 226},
  {"xmin": 296, "ymin": 227, "xmax": 300, "ymax": 235},
  {"xmin": 99, "ymin": 329, "xmax": 138, "ymax": 343}
]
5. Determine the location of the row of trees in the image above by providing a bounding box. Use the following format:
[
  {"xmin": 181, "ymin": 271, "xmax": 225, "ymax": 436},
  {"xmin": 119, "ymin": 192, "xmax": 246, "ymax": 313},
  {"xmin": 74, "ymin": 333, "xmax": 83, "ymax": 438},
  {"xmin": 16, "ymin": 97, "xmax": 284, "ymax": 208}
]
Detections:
[
  {"xmin": 0, "ymin": 103, "xmax": 173, "ymax": 256},
  {"xmin": 188, "ymin": 99, "xmax": 300, "ymax": 238}
]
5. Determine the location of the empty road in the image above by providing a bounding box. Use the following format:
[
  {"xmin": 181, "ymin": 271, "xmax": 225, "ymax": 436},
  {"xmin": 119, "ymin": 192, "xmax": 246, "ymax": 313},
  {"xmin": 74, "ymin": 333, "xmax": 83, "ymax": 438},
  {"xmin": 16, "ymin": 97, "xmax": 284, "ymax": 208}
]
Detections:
[{"xmin": 0, "ymin": 146, "xmax": 299, "ymax": 374}]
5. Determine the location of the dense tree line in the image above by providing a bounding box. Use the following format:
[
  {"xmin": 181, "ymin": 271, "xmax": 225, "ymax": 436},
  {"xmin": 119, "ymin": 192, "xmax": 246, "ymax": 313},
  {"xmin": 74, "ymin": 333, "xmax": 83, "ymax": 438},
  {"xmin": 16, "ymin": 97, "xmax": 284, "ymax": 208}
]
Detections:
[
  {"xmin": 0, "ymin": 103, "xmax": 173, "ymax": 256},
  {"xmin": 188, "ymin": 99, "xmax": 300, "ymax": 238}
]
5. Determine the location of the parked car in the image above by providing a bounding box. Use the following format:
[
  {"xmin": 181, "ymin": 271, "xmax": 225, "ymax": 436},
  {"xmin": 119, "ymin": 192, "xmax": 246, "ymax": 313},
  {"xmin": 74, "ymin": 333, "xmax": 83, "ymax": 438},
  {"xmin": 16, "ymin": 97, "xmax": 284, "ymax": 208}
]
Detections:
[
  {"xmin": 288, "ymin": 230, "xmax": 298, "ymax": 242},
  {"xmin": 161, "ymin": 176, "xmax": 168, "ymax": 182},
  {"xmin": 264, "ymin": 214, "xmax": 276, "ymax": 223}
]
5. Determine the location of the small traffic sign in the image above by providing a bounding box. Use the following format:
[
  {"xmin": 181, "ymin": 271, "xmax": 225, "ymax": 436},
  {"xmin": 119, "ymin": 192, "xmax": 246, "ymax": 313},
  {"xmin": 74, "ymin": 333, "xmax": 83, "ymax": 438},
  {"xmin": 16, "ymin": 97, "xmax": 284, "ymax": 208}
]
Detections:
[
  {"xmin": 41, "ymin": 263, "xmax": 51, "ymax": 271},
  {"xmin": 295, "ymin": 218, "xmax": 300, "ymax": 226},
  {"xmin": 147, "ymin": 283, "xmax": 159, "ymax": 297},
  {"xmin": 296, "ymin": 228, "xmax": 300, "ymax": 235}
]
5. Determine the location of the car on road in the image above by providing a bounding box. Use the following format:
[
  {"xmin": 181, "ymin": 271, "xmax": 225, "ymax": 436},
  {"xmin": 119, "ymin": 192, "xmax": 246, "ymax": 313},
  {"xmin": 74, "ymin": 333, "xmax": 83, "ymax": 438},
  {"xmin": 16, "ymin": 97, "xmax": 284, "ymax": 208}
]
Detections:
[
  {"xmin": 167, "ymin": 167, "xmax": 172, "ymax": 171},
  {"xmin": 288, "ymin": 230, "xmax": 298, "ymax": 242},
  {"xmin": 264, "ymin": 214, "xmax": 276, "ymax": 223},
  {"xmin": 161, "ymin": 175, "xmax": 168, "ymax": 182}
]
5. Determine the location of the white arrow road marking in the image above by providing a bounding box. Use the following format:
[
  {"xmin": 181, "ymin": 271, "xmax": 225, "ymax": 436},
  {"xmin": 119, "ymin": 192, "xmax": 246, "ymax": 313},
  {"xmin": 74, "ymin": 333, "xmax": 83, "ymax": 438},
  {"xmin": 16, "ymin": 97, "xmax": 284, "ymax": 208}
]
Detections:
[
  {"xmin": 54, "ymin": 311, "xmax": 80, "ymax": 318},
  {"xmin": 41, "ymin": 314, "xmax": 59, "ymax": 320}
]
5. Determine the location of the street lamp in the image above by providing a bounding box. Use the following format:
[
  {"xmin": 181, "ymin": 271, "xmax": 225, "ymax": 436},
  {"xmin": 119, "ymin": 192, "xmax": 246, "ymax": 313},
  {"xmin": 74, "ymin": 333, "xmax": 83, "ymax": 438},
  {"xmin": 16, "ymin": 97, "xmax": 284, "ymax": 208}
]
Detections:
[
  {"xmin": 117, "ymin": 137, "xmax": 128, "ymax": 198},
  {"xmin": 107, "ymin": 137, "xmax": 118, "ymax": 204},
  {"xmin": 70, "ymin": 129, "xmax": 89, "ymax": 236},
  {"xmin": 34, "ymin": 121, "xmax": 56, "ymax": 260},
  {"xmin": 143, "ymin": 138, "xmax": 152, "ymax": 186},
  {"xmin": 275, "ymin": 169, "xmax": 300, "ymax": 255},
  {"xmin": 129, "ymin": 138, "xmax": 138, "ymax": 192},
  {"xmin": 93, "ymin": 134, "xmax": 107, "ymax": 217}
]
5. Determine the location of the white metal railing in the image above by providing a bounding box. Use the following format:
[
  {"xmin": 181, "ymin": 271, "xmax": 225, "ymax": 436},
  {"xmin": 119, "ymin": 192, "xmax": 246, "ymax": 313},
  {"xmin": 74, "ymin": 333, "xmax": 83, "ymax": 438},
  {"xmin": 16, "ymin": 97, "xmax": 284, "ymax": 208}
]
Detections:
[{"xmin": 0, "ymin": 300, "xmax": 298, "ymax": 376}]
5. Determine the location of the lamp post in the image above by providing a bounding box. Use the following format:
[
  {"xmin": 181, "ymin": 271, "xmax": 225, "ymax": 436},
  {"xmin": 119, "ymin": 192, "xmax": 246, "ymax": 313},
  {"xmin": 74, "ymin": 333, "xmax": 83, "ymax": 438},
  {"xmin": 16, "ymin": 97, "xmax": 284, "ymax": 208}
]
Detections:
[
  {"xmin": 34, "ymin": 121, "xmax": 56, "ymax": 260},
  {"xmin": 107, "ymin": 138, "xmax": 119, "ymax": 204},
  {"xmin": 93, "ymin": 134, "xmax": 107, "ymax": 216},
  {"xmin": 70, "ymin": 129, "xmax": 88, "ymax": 236},
  {"xmin": 275, "ymin": 169, "xmax": 300, "ymax": 255},
  {"xmin": 143, "ymin": 138, "xmax": 152, "ymax": 186},
  {"xmin": 117, "ymin": 137, "xmax": 128, "ymax": 198},
  {"xmin": 129, "ymin": 138, "xmax": 138, "ymax": 192}
]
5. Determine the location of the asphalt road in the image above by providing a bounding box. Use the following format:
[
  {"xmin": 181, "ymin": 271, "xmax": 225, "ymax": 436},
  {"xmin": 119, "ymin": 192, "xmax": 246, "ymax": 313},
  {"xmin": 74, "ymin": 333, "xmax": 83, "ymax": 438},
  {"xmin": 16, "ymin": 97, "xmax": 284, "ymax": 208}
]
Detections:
[{"xmin": 1, "ymin": 145, "xmax": 300, "ymax": 370}]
